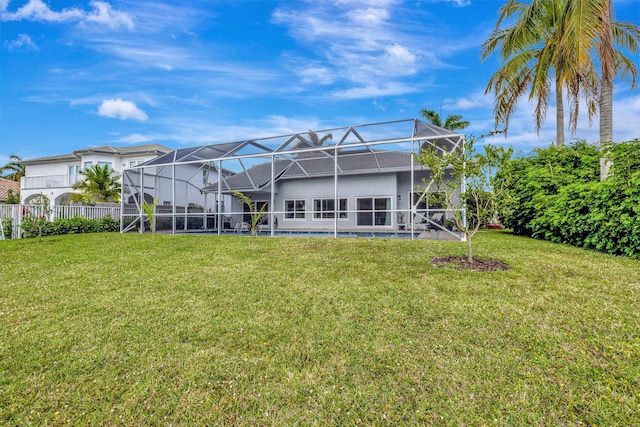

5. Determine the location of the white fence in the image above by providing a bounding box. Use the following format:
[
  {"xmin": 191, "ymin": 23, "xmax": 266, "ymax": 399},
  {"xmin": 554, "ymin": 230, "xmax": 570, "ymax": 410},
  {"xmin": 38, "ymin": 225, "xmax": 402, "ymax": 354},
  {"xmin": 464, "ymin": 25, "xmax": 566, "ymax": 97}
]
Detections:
[{"xmin": 0, "ymin": 204, "xmax": 121, "ymax": 240}]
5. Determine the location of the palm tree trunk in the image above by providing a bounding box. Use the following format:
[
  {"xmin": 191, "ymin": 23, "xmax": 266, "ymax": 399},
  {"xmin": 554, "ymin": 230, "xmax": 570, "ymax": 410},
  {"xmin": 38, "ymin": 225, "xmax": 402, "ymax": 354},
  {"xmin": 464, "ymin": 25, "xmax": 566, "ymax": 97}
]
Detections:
[
  {"xmin": 555, "ymin": 77, "xmax": 565, "ymax": 147},
  {"xmin": 599, "ymin": 0, "xmax": 615, "ymax": 180},
  {"xmin": 600, "ymin": 79, "xmax": 613, "ymax": 180}
]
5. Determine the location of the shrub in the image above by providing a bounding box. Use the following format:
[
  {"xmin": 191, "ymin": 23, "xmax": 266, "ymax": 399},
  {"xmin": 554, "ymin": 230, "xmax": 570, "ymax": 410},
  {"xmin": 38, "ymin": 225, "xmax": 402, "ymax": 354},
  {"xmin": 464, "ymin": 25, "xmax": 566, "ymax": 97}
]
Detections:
[
  {"xmin": 20, "ymin": 215, "xmax": 120, "ymax": 239},
  {"xmin": 499, "ymin": 139, "xmax": 640, "ymax": 258},
  {"xmin": 498, "ymin": 141, "xmax": 600, "ymax": 235},
  {"xmin": 1, "ymin": 217, "xmax": 12, "ymax": 239}
]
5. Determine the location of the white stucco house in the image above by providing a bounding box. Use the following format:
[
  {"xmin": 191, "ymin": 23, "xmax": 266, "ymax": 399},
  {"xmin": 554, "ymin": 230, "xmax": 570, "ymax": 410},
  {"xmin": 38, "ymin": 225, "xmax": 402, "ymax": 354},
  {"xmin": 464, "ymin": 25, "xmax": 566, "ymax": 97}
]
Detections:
[{"xmin": 20, "ymin": 144, "xmax": 171, "ymax": 205}]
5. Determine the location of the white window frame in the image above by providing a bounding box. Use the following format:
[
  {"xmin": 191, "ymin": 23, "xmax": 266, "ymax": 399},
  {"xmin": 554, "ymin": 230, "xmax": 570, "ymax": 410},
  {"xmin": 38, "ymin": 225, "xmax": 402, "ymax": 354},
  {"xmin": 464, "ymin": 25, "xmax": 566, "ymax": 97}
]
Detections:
[
  {"xmin": 312, "ymin": 197, "xmax": 348, "ymax": 221},
  {"xmin": 355, "ymin": 196, "xmax": 392, "ymax": 227},
  {"xmin": 129, "ymin": 160, "xmax": 144, "ymax": 168},
  {"xmin": 283, "ymin": 199, "xmax": 306, "ymax": 220},
  {"xmin": 97, "ymin": 161, "xmax": 113, "ymax": 169},
  {"xmin": 84, "ymin": 161, "xmax": 92, "ymax": 170}
]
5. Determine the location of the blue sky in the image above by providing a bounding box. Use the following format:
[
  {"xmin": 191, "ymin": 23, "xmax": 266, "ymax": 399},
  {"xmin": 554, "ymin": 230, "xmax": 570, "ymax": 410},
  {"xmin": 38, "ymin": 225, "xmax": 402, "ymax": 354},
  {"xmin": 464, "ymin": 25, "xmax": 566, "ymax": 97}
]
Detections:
[{"xmin": 1, "ymin": 0, "xmax": 639, "ymax": 164}]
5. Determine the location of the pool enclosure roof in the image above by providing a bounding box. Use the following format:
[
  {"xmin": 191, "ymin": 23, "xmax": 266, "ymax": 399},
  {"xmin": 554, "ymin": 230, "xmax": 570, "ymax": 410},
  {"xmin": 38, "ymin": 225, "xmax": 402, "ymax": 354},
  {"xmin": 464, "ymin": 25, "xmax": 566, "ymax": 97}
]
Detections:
[{"xmin": 136, "ymin": 118, "xmax": 464, "ymax": 171}]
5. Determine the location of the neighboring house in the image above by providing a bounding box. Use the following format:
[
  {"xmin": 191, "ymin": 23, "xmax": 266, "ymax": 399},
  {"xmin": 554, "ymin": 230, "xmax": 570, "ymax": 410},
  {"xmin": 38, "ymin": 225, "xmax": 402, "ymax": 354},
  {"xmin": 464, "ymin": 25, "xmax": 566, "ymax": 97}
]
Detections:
[
  {"xmin": 0, "ymin": 177, "xmax": 20, "ymax": 204},
  {"xmin": 122, "ymin": 119, "xmax": 465, "ymax": 236},
  {"xmin": 20, "ymin": 144, "xmax": 172, "ymax": 205}
]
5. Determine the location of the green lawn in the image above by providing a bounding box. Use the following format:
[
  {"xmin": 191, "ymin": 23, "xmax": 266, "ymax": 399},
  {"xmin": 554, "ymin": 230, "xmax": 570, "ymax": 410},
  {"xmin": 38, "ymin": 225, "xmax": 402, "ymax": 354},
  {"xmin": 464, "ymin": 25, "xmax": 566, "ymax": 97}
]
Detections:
[{"xmin": 1, "ymin": 232, "xmax": 639, "ymax": 425}]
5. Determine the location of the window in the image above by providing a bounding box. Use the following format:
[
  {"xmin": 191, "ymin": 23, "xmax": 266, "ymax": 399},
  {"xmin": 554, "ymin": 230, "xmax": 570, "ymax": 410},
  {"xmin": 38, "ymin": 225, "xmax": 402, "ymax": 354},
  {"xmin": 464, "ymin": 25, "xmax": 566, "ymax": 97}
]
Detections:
[
  {"xmin": 411, "ymin": 191, "xmax": 444, "ymax": 210},
  {"xmin": 84, "ymin": 161, "xmax": 92, "ymax": 170},
  {"xmin": 313, "ymin": 198, "xmax": 348, "ymax": 219},
  {"xmin": 129, "ymin": 160, "xmax": 143, "ymax": 168},
  {"xmin": 243, "ymin": 201, "xmax": 269, "ymax": 224},
  {"xmin": 284, "ymin": 199, "xmax": 306, "ymax": 219},
  {"xmin": 97, "ymin": 161, "xmax": 112, "ymax": 169},
  {"xmin": 356, "ymin": 197, "xmax": 391, "ymax": 226},
  {"xmin": 68, "ymin": 165, "xmax": 81, "ymax": 175}
]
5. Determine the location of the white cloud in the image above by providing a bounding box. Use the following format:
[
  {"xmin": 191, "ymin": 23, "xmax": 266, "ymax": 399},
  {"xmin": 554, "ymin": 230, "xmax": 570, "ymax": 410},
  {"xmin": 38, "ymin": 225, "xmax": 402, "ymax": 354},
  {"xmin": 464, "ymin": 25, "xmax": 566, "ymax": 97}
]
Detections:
[
  {"xmin": 109, "ymin": 133, "xmax": 151, "ymax": 144},
  {"xmin": 443, "ymin": 91, "xmax": 493, "ymax": 110},
  {"xmin": 445, "ymin": 0, "xmax": 471, "ymax": 6},
  {"xmin": 345, "ymin": 7, "xmax": 389, "ymax": 24},
  {"xmin": 384, "ymin": 43, "xmax": 417, "ymax": 74},
  {"xmin": 272, "ymin": 1, "xmax": 459, "ymax": 97},
  {"xmin": 330, "ymin": 82, "xmax": 416, "ymax": 99},
  {"xmin": 97, "ymin": 99, "xmax": 148, "ymax": 121},
  {"xmin": 297, "ymin": 65, "xmax": 334, "ymax": 85},
  {"xmin": 84, "ymin": 1, "xmax": 134, "ymax": 30},
  {"xmin": 1, "ymin": 0, "xmax": 133, "ymax": 30},
  {"xmin": 3, "ymin": 34, "xmax": 38, "ymax": 50}
]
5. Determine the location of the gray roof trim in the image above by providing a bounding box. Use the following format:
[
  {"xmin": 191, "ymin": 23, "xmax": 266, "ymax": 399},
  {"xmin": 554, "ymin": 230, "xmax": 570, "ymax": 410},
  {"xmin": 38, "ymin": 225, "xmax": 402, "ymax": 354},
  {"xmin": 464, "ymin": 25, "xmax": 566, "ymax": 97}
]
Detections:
[
  {"xmin": 23, "ymin": 144, "xmax": 172, "ymax": 165},
  {"xmin": 21, "ymin": 154, "xmax": 79, "ymax": 165}
]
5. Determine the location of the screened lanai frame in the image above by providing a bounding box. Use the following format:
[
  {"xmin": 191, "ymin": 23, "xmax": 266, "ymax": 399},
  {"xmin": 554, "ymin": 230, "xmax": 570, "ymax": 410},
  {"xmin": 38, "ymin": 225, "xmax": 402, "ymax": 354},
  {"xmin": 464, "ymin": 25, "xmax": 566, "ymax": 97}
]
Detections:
[{"xmin": 120, "ymin": 118, "xmax": 466, "ymax": 240}]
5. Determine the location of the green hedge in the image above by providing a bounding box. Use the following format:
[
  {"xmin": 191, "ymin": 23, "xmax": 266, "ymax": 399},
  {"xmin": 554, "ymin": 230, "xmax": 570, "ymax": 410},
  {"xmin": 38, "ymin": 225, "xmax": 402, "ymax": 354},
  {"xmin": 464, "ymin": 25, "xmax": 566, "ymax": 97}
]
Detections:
[
  {"xmin": 500, "ymin": 140, "xmax": 640, "ymax": 258},
  {"xmin": 20, "ymin": 215, "xmax": 120, "ymax": 238}
]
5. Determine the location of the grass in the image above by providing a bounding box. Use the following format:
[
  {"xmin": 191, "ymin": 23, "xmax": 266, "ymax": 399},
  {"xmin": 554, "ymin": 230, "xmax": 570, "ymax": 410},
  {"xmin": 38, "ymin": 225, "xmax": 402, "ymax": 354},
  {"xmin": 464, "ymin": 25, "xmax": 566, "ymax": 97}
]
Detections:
[{"xmin": 1, "ymin": 231, "xmax": 639, "ymax": 425}]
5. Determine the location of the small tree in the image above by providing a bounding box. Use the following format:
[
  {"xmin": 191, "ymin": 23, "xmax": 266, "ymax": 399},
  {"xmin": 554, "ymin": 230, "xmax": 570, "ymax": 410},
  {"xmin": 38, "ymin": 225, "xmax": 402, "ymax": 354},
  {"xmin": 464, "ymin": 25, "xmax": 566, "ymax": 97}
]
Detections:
[
  {"xmin": 415, "ymin": 133, "xmax": 512, "ymax": 263},
  {"xmin": 23, "ymin": 193, "xmax": 53, "ymax": 241},
  {"xmin": 6, "ymin": 189, "xmax": 20, "ymax": 204},
  {"xmin": 234, "ymin": 191, "xmax": 268, "ymax": 237},
  {"xmin": 142, "ymin": 198, "xmax": 160, "ymax": 235}
]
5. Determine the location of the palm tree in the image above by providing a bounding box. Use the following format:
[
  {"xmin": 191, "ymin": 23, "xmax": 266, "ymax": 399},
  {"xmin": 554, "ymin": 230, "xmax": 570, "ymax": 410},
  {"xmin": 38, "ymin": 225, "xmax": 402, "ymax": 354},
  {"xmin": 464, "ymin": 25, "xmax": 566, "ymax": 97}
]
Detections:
[
  {"xmin": 559, "ymin": 0, "xmax": 640, "ymax": 178},
  {"xmin": 482, "ymin": 0, "xmax": 599, "ymax": 147},
  {"xmin": 419, "ymin": 109, "xmax": 469, "ymax": 153},
  {"xmin": 307, "ymin": 130, "xmax": 333, "ymax": 146},
  {"xmin": 70, "ymin": 164, "xmax": 122, "ymax": 204},
  {"xmin": 0, "ymin": 154, "xmax": 25, "ymax": 181},
  {"xmin": 419, "ymin": 109, "xmax": 469, "ymax": 131},
  {"xmin": 483, "ymin": 0, "xmax": 639, "ymax": 154}
]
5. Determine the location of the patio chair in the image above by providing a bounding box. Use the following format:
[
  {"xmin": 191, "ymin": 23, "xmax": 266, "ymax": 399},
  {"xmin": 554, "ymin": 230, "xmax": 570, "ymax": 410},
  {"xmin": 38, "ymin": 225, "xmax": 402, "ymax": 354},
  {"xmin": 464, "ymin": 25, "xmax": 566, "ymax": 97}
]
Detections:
[
  {"xmin": 412, "ymin": 214, "xmax": 429, "ymax": 231},
  {"xmin": 429, "ymin": 212, "xmax": 445, "ymax": 229},
  {"xmin": 234, "ymin": 221, "xmax": 250, "ymax": 233}
]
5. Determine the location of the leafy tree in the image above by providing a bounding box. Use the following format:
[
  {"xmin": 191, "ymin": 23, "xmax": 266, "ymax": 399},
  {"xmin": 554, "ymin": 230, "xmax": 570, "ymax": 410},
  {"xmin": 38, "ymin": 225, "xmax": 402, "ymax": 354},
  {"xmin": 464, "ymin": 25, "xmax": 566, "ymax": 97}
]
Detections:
[
  {"xmin": 496, "ymin": 140, "xmax": 601, "ymax": 236},
  {"xmin": 70, "ymin": 164, "xmax": 121, "ymax": 204},
  {"xmin": 0, "ymin": 154, "xmax": 25, "ymax": 181},
  {"xmin": 23, "ymin": 193, "xmax": 52, "ymax": 241},
  {"xmin": 6, "ymin": 189, "xmax": 20, "ymax": 204},
  {"xmin": 234, "ymin": 191, "xmax": 268, "ymax": 237},
  {"xmin": 419, "ymin": 109, "xmax": 469, "ymax": 131},
  {"xmin": 415, "ymin": 133, "xmax": 512, "ymax": 263}
]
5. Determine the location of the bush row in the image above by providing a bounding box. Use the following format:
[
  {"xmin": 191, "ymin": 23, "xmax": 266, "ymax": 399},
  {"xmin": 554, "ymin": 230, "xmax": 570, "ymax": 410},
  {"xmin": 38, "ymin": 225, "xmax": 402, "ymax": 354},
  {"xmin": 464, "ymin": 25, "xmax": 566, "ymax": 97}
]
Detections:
[
  {"xmin": 20, "ymin": 215, "xmax": 120, "ymax": 238},
  {"xmin": 499, "ymin": 140, "xmax": 640, "ymax": 258}
]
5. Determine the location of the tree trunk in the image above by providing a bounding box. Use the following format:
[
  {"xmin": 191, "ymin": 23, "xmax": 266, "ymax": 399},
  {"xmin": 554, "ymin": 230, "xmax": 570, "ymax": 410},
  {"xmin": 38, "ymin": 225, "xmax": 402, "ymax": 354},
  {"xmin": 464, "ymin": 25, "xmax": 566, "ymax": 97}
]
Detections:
[
  {"xmin": 599, "ymin": 78, "xmax": 613, "ymax": 180},
  {"xmin": 599, "ymin": 0, "xmax": 615, "ymax": 180},
  {"xmin": 466, "ymin": 234, "xmax": 473, "ymax": 263},
  {"xmin": 555, "ymin": 77, "xmax": 565, "ymax": 147}
]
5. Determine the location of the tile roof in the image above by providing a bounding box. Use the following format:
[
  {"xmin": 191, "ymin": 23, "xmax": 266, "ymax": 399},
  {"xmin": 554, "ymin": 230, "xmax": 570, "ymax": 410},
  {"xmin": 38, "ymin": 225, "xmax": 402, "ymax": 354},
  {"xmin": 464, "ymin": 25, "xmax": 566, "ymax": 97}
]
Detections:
[
  {"xmin": 0, "ymin": 177, "xmax": 20, "ymax": 201},
  {"xmin": 205, "ymin": 150, "xmax": 428, "ymax": 192},
  {"xmin": 21, "ymin": 144, "xmax": 172, "ymax": 164}
]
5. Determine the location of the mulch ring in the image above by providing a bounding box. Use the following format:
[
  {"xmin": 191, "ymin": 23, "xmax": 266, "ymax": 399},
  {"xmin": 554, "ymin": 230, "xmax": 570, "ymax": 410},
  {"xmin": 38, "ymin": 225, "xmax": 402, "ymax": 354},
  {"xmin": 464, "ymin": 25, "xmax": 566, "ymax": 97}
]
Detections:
[{"xmin": 431, "ymin": 256, "xmax": 510, "ymax": 272}]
